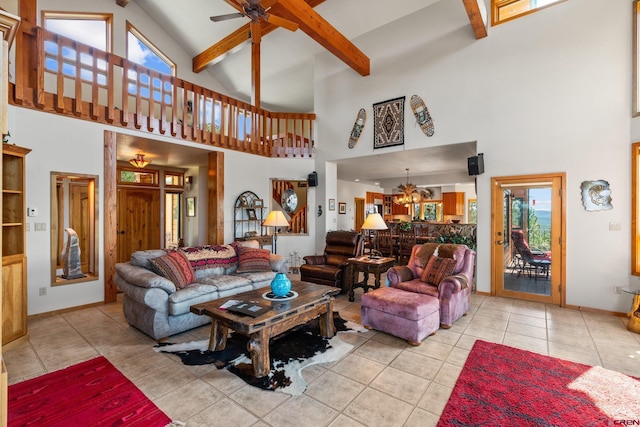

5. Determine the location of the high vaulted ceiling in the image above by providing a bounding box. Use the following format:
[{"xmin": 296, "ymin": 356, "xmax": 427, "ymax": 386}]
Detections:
[
  {"xmin": 121, "ymin": 0, "xmax": 487, "ymax": 185},
  {"xmin": 130, "ymin": 0, "xmax": 485, "ymax": 113}
]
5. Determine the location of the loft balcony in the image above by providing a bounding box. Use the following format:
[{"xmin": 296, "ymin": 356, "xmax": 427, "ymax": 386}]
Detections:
[{"xmin": 9, "ymin": 23, "xmax": 315, "ymax": 158}]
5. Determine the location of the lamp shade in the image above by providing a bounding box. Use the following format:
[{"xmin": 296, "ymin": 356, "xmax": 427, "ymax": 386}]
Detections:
[
  {"xmin": 361, "ymin": 213, "xmax": 388, "ymax": 230},
  {"xmin": 262, "ymin": 210, "xmax": 289, "ymax": 227}
]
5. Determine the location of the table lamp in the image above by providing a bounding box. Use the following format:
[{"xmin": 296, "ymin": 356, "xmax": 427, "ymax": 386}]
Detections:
[
  {"xmin": 262, "ymin": 210, "xmax": 289, "ymax": 254},
  {"xmin": 361, "ymin": 213, "xmax": 388, "ymax": 258}
]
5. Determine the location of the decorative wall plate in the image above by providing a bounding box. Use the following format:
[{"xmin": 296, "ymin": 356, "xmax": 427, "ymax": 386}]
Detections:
[
  {"xmin": 410, "ymin": 95, "xmax": 434, "ymax": 137},
  {"xmin": 580, "ymin": 180, "xmax": 612, "ymax": 211},
  {"xmin": 348, "ymin": 108, "xmax": 366, "ymax": 149}
]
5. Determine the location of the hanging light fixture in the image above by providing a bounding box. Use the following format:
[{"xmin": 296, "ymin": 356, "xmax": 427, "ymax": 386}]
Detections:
[
  {"xmin": 129, "ymin": 153, "xmax": 151, "ymax": 169},
  {"xmin": 393, "ymin": 168, "xmax": 431, "ymax": 207}
]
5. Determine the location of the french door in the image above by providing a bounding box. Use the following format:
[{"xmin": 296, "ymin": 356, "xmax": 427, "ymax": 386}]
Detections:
[{"xmin": 491, "ymin": 173, "xmax": 565, "ymax": 305}]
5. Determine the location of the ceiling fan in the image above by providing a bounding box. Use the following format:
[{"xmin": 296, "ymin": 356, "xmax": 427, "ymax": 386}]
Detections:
[
  {"xmin": 210, "ymin": 0, "xmax": 299, "ymax": 42},
  {"xmin": 199, "ymin": 0, "xmax": 370, "ymax": 111}
]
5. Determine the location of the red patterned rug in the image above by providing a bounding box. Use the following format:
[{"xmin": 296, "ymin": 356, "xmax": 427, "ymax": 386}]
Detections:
[
  {"xmin": 8, "ymin": 356, "xmax": 171, "ymax": 427},
  {"xmin": 438, "ymin": 340, "xmax": 640, "ymax": 426}
]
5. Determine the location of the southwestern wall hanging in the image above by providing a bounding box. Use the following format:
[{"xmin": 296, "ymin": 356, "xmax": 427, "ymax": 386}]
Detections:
[
  {"xmin": 580, "ymin": 180, "xmax": 612, "ymax": 211},
  {"xmin": 373, "ymin": 96, "xmax": 405, "ymax": 149}
]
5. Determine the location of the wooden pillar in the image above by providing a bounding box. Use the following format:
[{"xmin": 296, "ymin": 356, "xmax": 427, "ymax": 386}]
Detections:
[
  {"xmin": 208, "ymin": 151, "xmax": 224, "ymax": 245},
  {"xmin": 103, "ymin": 131, "xmax": 118, "ymax": 303}
]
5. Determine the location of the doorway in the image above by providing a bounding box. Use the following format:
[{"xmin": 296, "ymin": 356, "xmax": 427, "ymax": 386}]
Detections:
[
  {"xmin": 491, "ymin": 173, "xmax": 565, "ymax": 305},
  {"xmin": 354, "ymin": 198, "xmax": 365, "ymax": 232},
  {"xmin": 116, "ymin": 187, "xmax": 161, "ymax": 263}
]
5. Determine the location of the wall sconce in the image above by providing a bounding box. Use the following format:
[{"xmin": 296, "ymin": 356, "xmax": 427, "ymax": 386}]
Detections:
[
  {"xmin": 317, "ymin": 205, "xmax": 323, "ymax": 217},
  {"xmin": 186, "ymin": 176, "xmax": 193, "ymax": 191}
]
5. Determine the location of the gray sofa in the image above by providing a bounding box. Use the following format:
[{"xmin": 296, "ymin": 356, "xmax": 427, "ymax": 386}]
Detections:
[{"xmin": 114, "ymin": 240, "xmax": 288, "ymax": 339}]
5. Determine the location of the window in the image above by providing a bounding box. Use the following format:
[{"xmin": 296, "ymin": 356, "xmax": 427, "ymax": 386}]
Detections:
[
  {"xmin": 492, "ymin": 0, "xmax": 567, "ymax": 26},
  {"xmin": 126, "ymin": 22, "xmax": 175, "ymax": 103},
  {"xmin": 468, "ymin": 199, "xmax": 477, "ymax": 224},
  {"xmin": 42, "ymin": 12, "xmax": 112, "ymax": 84},
  {"xmin": 165, "ymin": 192, "xmax": 182, "ymax": 248},
  {"xmin": 118, "ymin": 167, "xmax": 158, "ymax": 186}
]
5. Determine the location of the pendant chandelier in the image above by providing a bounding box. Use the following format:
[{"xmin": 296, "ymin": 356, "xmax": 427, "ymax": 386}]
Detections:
[
  {"xmin": 129, "ymin": 153, "xmax": 151, "ymax": 169},
  {"xmin": 393, "ymin": 168, "xmax": 431, "ymax": 206}
]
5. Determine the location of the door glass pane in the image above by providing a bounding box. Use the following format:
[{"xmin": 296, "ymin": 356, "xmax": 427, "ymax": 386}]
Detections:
[
  {"xmin": 503, "ymin": 186, "xmax": 552, "ymax": 296},
  {"xmin": 165, "ymin": 192, "xmax": 182, "ymax": 248}
]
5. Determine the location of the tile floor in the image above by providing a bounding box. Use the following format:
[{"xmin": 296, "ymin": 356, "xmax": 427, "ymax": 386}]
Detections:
[{"xmin": 5, "ymin": 280, "xmax": 640, "ymax": 427}]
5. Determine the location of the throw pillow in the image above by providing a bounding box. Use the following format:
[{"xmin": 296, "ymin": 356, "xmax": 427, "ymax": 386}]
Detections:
[
  {"xmin": 236, "ymin": 246, "xmax": 272, "ymax": 273},
  {"xmin": 148, "ymin": 251, "xmax": 196, "ymax": 289},
  {"xmin": 179, "ymin": 244, "xmax": 238, "ymax": 271},
  {"xmin": 421, "ymin": 255, "xmax": 456, "ymax": 286}
]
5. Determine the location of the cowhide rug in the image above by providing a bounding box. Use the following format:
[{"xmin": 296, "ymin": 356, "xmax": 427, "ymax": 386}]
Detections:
[{"xmin": 155, "ymin": 313, "xmax": 363, "ymax": 395}]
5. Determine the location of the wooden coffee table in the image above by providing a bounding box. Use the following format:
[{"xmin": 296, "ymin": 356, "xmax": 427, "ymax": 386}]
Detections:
[{"xmin": 190, "ymin": 281, "xmax": 336, "ymax": 378}]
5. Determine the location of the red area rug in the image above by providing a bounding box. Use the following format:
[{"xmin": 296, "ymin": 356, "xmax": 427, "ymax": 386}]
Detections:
[
  {"xmin": 8, "ymin": 356, "xmax": 171, "ymax": 427},
  {"xmin": 438, "ymin": 340, "xmax": 640, "ymax": 426}
]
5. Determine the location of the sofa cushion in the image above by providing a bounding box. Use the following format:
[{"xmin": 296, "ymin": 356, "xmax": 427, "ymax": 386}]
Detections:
[
  {"xmin": 414, "ymin": 243, "xmax": 439, "ymax": 268},
  {"xmin": 392, "ymin": 279, "xmax": 440, "ymax": 298},
  {"xmin": 148, "ymin": 251, "xmax": 196, "ymax": 289},
  {"xmin": 421, "ymin": 255, "xmax": 455, "ymax": 286},
  {"xmin": 236, "ymin": 247, "xmax": 271, "ymax": 273},
  {"xmin": 179, "ymin": 244, "xmax": 238, "ymax": 271},
  {"xmin": 130, "ymin": 249, "xmax": 168, "ymax": 269},
  {"xmin": 199, "ymin": 274, "xmax": 253, "ymax": 292}
]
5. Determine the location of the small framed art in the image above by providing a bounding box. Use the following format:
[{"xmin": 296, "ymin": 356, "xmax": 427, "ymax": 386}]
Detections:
[
  {"xmin": 247, "ymin": 208, "xmax": 257, "ymax": 220},
  {"xmin": 186, "ymin": 197, "xmax": 196, "ymax": 217},
  {"xmin": 329, "ymin": 199, "xmax": 335, "ymax": 211},
  {"xmin": 338, "ymin": 202, "xmax": 346, "ymax": 214},
  {"xmin": 253, "ymin": 199, "xmax": 264, "ymax": 208}
]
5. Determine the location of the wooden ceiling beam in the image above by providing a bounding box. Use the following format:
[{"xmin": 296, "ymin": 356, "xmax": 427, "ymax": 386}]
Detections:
[
  {"xmin": 270, "ymin": 0, "xmax": 370, "ymax": 76},
  {"xmin": 192, "ymin": 0, "xmax": 326, "ymax": 74},
  {"xmin": 462, "ymin": 0, "xmax": 488, "ymax": 39}
]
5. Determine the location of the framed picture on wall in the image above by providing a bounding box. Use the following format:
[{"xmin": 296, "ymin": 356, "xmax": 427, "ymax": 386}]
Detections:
[
  {"xmin": 186, "ymin": 197, "xmax": 196, "ymax": 217},
  {"xmin": 338, "ymin": 202, "xmax": 346, "ymax": 214},
  {"xmin": 329, "ymin": 199, "xmax": 335, "ymax": 211}
]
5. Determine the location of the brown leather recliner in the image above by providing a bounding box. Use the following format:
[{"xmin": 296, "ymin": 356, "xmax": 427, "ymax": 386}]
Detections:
[{"xmin": 300, "ymin": 231, "xmax": 364, "ymax": 292}]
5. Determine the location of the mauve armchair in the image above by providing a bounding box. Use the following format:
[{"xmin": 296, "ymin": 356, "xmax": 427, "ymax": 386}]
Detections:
[
  {"xmin": 300, "ymin": 231, "xmax": 364, "ymax": 292},
  {"xmin": 386, "ymin": 243, "xmax": 475, "ymax": 328}
]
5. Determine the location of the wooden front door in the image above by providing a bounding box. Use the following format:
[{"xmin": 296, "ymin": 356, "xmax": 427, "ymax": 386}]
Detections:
[
  {"xmin": 117, "ymin": 188, "xmax": 161, "ymax": 263},
  {"xmin": 354, "ymin": 198, "xmax": 365, "ymax": 232}
]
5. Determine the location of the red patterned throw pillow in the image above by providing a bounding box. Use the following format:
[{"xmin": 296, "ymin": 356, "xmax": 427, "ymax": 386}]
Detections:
[
  {"xmin": 236, "ymin": 246, "xmax": 272, "ymax": 273},
  {"xmin": 421, "ymin": 255, "xmax": 456, "ymax": 286},
  {"xmin": 148, "ymin": 251, "xmax": 196, "ymax": 289}
]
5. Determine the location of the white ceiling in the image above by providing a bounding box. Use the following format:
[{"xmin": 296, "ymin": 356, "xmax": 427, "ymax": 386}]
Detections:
[
  {"xmin": 122, "ymin": 0, "xmax": 478, "ymax": 184},
  {"xmin": 133, "ymin": 0, "xmax": 443, "ymax": 113}
]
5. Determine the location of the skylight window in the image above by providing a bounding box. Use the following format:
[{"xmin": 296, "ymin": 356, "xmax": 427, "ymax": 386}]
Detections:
[
  {"xmin": 126, "ymin": 22, "xmax": 175, "ymax": 103},
  {"xmin": 492, "ymin": 0, "xmax": 567, "ymax": 26}
]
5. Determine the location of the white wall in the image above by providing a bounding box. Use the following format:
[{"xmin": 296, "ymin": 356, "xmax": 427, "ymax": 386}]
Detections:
[
  {"xmin": 336, "ymin": 180, "xmax": 383, "ymax": 231},
  {"xmin": 315, "ymin": 0, "xmax": 632, "ymax": 312}
]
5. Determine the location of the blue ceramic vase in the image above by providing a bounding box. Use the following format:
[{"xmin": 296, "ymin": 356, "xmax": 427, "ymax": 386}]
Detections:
[{"xmin": 270, "ymin": 273, "xmax": 292, "ymax": 297}]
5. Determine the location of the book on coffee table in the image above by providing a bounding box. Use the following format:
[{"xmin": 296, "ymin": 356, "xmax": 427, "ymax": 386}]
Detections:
[{"xmin": 226, "ymin": 300, "xmax": 270, "ymax": 317}]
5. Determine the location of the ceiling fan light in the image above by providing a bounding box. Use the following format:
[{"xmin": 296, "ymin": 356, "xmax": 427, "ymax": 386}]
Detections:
[{"xmin": 129, "ymin": 153, "xmax": 151, "ymax": 169}]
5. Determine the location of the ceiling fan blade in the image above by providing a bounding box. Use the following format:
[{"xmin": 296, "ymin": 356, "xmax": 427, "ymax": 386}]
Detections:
[
  {"xmin": 264, "ymin": 13, "xmax": 298, "ymax": 32},
  {"xmin": 210, "ymin": 13, "xmax": 245, "ymax": 22}
]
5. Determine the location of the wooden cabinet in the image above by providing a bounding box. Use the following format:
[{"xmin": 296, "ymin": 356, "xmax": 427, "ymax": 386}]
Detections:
[
  {"xmin": 383, "ymin": 194, "xmax": 409, "ymax": 219},
  {"xmin": 442, "ymin": 192, "xmax": 465, "ymax": 216},
  {"xmin": 2, "ymin": 144, "xmax": 30, "ymax": 346}
]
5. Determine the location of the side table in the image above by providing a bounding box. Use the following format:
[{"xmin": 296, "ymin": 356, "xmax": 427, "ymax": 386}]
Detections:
[
  {"xmin": 621, "ymin": 287, "xmax": 640, "ymax": 333},
  {"xmin": 346, "ymin": 256, "xmax": 395, "ymax": 302}
]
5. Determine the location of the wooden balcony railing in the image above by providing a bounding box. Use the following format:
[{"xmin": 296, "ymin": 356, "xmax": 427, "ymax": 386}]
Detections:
[{"xmin": 10, "ymin": 24, "xmax": 315, "ymax": 158}]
